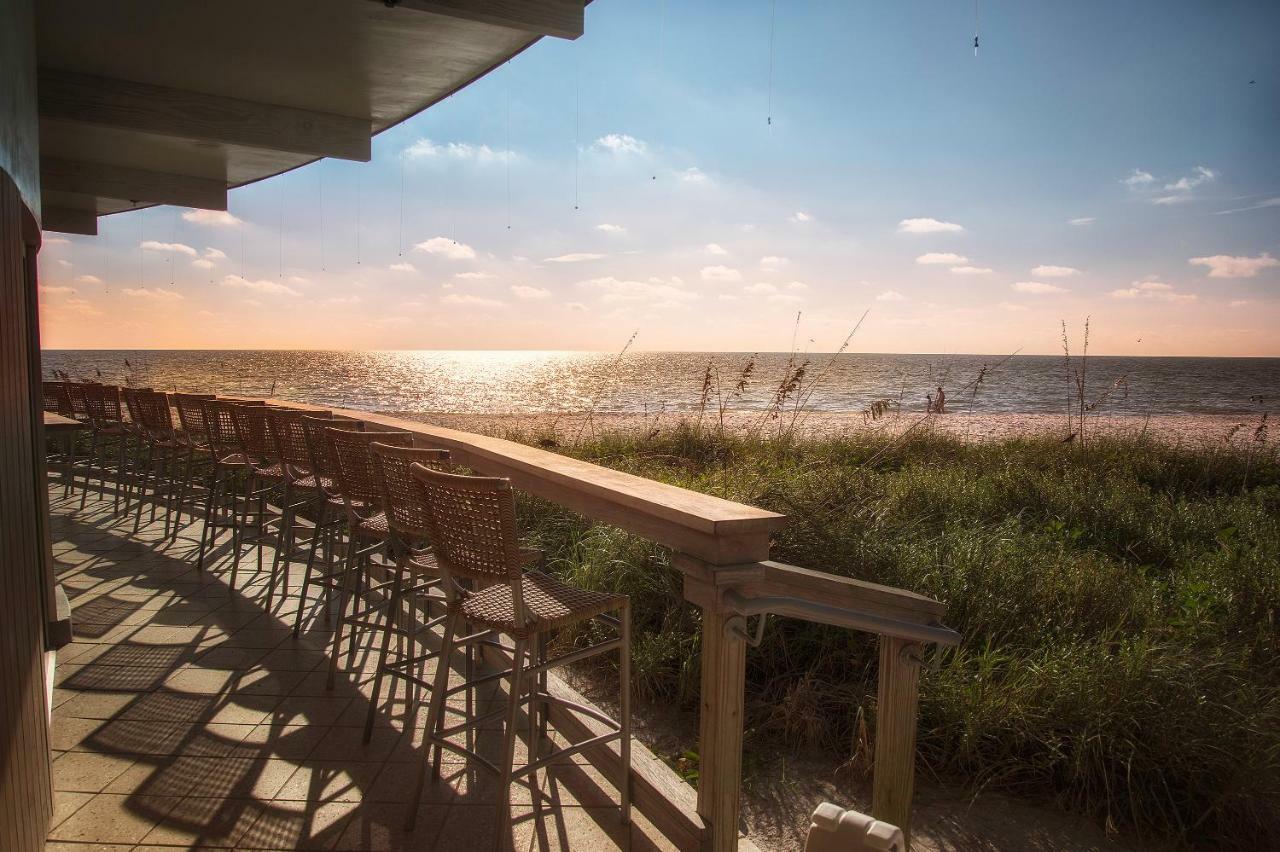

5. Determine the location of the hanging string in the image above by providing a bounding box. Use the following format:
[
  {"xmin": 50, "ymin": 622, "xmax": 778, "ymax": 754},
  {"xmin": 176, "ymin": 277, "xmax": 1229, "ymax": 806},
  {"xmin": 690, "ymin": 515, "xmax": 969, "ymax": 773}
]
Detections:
[
  {"xmin": 166, "ymin": 207, "xmax": 176, "ymax": 284},
  {"xmin": 974, "ymin": 0, "xmax": 980, "ymax": 56},
  {"xmin": 653, "ymin": 0, "xmax": 665, "ymax": 180},
  {"xmin": 277, "ymin": 180, "xmax": 284, "ymax": 278},
  {"xmin": 573, "ymin": 43, "xmax": 580, "ymax": 211},
  {"xmin": 766, "ymin": 0, "xmax": 777, "ymax": 127},
  {"xmin": 136, "ymin": 207, "xmax": 143, "ymax": 291},
  {"xmin": 355, "ymin": 167, "xmax": 362, "ymax": 264},
  {"xmin": 318, "ymin": 161, "xmax": 326, "ymax": 272},
  {"xmin": 505, "ymin": 60, "xmax": 512, "ymax": 231},
  {"xmin": 397, "ymin": 134, "xmax": 406, "ymax": 256},
  {"xmin": 239, "ymin": 214, "xmax": 245, "ymax": 280}
]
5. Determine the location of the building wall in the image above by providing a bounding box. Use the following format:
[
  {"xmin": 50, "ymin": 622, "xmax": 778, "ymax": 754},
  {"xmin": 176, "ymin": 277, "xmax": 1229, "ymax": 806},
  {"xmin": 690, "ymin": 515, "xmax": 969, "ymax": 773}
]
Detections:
[{"xmin": 0, "ymin": 0, "xmax": 53, "ymax": 848}]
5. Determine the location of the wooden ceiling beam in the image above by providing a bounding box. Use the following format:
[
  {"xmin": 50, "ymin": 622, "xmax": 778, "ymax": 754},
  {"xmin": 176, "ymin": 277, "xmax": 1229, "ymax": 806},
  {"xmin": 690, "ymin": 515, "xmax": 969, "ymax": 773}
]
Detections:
[
  {"xmin": 376, "ymin": 0, "xmax": 584, "ymax": 40},
  {"xmin": 38, "ymin": 70, "xmax": 372, "ymax": 162},
  {"xmin": 41, "ymin": 206, "xmax": 97, "ymax": 236},
  {"xmin": 41, "ymin": 158, "xmax": 228, "ymax": 211}
]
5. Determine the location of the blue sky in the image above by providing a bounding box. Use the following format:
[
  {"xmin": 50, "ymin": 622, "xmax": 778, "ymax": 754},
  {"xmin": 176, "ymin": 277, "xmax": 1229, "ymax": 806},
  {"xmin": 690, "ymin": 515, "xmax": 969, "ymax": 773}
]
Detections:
[{"xmin": 39, "ymin": 0, "xmax": 1280, "ymax": 354}]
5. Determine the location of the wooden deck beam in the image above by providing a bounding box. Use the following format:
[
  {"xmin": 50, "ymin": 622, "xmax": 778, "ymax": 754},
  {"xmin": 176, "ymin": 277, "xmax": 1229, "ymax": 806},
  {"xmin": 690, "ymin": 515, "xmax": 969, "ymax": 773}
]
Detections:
[
  {"xmin": 38, "ymin": 70, "xmax": 371, "ymax": 162},
  {"xmin": 375, "ymin": 0, "xmax": 585, "ymax": 39},
  {"xmin": 41, "ymin": 158, "xmax": 227, "ymax": 211}
]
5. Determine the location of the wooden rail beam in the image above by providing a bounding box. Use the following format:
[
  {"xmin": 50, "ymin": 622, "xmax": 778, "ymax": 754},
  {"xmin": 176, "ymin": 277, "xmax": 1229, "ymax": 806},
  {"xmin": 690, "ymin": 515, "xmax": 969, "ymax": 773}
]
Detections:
[
  {"xmin": 374, "ymin": 0, "xmax": 585, "ymax": 39},
  {"xmin": 41, "ymin": 158, "xmax": 228, "ymax": 210},
  {"xmin": 871, "ymin": 637, "xmax": 924, "ymax": 849},
  {"xmin": 38, "ymin": 70, "xmax": 372, "ymax": 162},
  {"xmin": 40, "ymin": 206, "xmax": 96, "ymax": 236}
]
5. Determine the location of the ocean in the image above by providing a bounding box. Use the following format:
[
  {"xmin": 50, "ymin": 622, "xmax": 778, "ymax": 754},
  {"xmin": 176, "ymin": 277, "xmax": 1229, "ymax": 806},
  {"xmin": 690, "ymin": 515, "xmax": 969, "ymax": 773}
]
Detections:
[{"xmin": 40, "ymin": 350, "xmax": 1279, "ymax": 418}]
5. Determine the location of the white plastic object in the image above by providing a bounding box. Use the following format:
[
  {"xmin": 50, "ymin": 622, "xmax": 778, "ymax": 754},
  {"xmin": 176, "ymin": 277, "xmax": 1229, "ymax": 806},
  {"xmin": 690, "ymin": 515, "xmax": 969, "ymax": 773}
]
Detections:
[{"xmin": 803, "ymin": 802, "xmax": 905, "ymax": 852}]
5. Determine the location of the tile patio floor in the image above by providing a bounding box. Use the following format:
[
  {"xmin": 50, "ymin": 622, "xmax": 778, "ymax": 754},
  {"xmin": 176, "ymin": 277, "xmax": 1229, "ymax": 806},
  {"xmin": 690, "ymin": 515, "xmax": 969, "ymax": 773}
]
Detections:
[{"xmin": 46, "ymin": 479, "xmax": 676, "ymax": 851}]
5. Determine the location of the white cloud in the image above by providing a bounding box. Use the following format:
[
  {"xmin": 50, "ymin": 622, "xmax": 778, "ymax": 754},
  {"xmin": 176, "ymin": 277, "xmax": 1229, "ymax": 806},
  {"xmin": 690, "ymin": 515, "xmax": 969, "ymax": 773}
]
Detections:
[
  {"xmin": 897, "ymin": 218, "xmax": 964, "ymax": 234},
  {"xmin": 744, "ymin": 282, "xmax": 777, "ymax": 295},
  {"xmin": 876, "ymin": 290, "xmax": 906, "ymax": 302},
  {"xmin": 1151, "ymin": 194, "xmax": 1189, "ymax": 206},
  {"xmin": 788, "ymin": 211, "xmax": 812, "ymax": 223},
  {"xmin": 1109, "ymin": 281, "xmax": 1196, "ymax": 303},
  {"xmin": 580, "ymin": 276, "xmax": 697, "ymax": 306},
  {"xmin": 997, "ymin": 302, "xmax": 1029, "ymax": 312},
  {"xmin": 676, "ymin": 167, "xmax": 709, "ymax": 184},
  {"xmin": 1228, "ymin": 300, "xmax": 1252, "ymax": 308},
  {"xmin": 594, "ymin": 133, "xmax": 645, "ymax": 155},
  {"xmin": 565, "ymin": 302, "xmax": 589, "ymax": 312},
  {"xmin": 510, "ymin": 285, "xmax": 551, "ymax": 300},
  {"xmin": 595, "ymin": 223, "xmax": 626, "ymax": 234},
  {"xmin": 203, "ymin": 247, "xmax": 227, "ymax": 260},
  {"xmin": 455, "ymin": 271, "xmax": 494, "ymax": 280},
  {"xmin": 705, "ymin": 243, "xmax": 728, "ymax": 256},
  {"xmin": 443, "ymin": 293, "xmax": 505, "ymax": 308},
  {"xmin": 56, "ymin": 259, "xmax": 72, "ymax": 268},
  {"xmin": 916, "ymin": 252, "xmax": 968, "ymax": 265},
  {"xmin": 141, "ymin": 240, "xmax": 197, "ymax": 257},
  {"xmin": 288, "ymin": 276, "xmax": 310, "ymax": 285},
  {"xmin": 325, "ymin": 295, "xmax": 362, "ymax": 306},
  {"xmin": 1213, "ymin": 197, "xmax": 1280, "ymax": 216},
  {"xmin": 74, "ymin": 275, "xmax": 102, "ymax": 285},
  {"xmin": 1122, "ymin": 169, "xmax": 1155, "ymax": 188},
  {"xmin": 700, "ymin": 265, "xmax": 742, "ymax": 283},
  {"xmin": 1068, "ymin": 217, "xmax": 1096, "ymax": 226},
  {"xmin": 1031, "ymin": 265, "xmax": 1081, "ymax": 277},
  {"xmin": 544, "ymin": 252, "xmax": 604, "ymax": 263},
  {"xmin": 1189, "ymin": 252, "xmax": 1279, "ymax": 279},
  {"xmin": 950, "ymin": 266, "xmax": 993, "ymax": 275},
  {"xmin": 54, "ymin": 298, "xmax": 101, "ymax": 317},
  {"xmin": 182, "ymin": 210, "xmax": 242, "ymax": 227},
  {"xmin": 220, "ymin": 274, "xmax": 300, "ymax": 296},
  {"xmin": 1011, "ymin": 281, "xmax": 1068, "ymax": 295},
  {"xmin": 405, "ymin": 138, "xmax": 512, "ymax": 163},
  {"xmin": 191, "ymin": 259, "xmax": 215, "ymax": 270},
  {"xmin": 760, "ymin": 255, "xmax": 788, "ymax": 268},
  {"xmin": 122, "ymin": 287, "xmax": 183, "ymax": 301},
  {"xmin": 39, "ymin": 284, "xmax": 76, "ymax": 294},
  {"xmin": 785, "ymin": 280, "xmax": 808, "ymax": 291},
  {"xmin": 414, "ymin": 237, "xmax": 476, "ymax": 260},
  {"xmin": 389, "ymin": 262, "xmax": 416, "ymax": 272},
  {"xmin": 1164, "ymin": 166, "xmax": 1216, "ymax": 192}
]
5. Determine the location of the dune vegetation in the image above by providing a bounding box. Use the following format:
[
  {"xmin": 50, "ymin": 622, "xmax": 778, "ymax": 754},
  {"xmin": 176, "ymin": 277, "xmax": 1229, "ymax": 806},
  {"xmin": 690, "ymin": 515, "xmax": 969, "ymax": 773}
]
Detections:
[{"xmin": 515, "ymin": 421, "xmax": 1279, "ymax": 848}]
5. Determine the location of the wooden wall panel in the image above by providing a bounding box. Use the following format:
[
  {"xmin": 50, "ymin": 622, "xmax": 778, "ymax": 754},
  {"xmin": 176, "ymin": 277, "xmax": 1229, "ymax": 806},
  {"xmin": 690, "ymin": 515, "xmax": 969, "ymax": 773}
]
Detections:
[{"xmin": 0, "ymin": 165, "xmax": 53, "ymax": 850}]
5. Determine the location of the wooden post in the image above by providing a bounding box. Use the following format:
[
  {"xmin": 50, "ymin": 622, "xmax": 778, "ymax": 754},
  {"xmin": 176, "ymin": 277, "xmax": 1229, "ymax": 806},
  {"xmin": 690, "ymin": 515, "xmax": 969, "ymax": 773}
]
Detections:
[
  {"xmin": 871, "ymin": 637, "xmax": 924, "ymax": 849},
  {"xmin": 696, "ymin": 603, "xmax": 747, "ymax": 852}
]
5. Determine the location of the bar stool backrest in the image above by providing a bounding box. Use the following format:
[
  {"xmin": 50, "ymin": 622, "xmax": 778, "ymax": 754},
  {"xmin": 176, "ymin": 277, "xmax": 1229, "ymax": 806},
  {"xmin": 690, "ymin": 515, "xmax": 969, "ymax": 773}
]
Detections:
[
  {"xmin": 42, "ymin": 381, "xmax": 72, "ymax": 415},
  {"xmin": 121, "ymin": 387, "xmax": 153, "ymax": 426},
  {"xmin": 369, "ymin": 443, "xmax": 450, "ymax": 540},
  {"xmin": 65, "ymin": 382, "xmax": 90, "ymax": 421},
  {"xmin": 328, "ymin": 428, "xmax": 413, "ymax": 510},
  {"xmin": 300, "ymin": 415, "xmax": 358, "ymax": 497},
  {"xmin": 201, "ymin": 399, "xmax": 264, "ymax": 459},
  {"xmin": 229, "ymin": 402, "xmax": 277, "ymax": 461},
  {"xmin": 172, "ymin": 393, "xmax": 216, "ymax": 445},
  {"xmin": 135, "ymin": 391, "xmax": 175, "ymax": 437},
  {"xmin": 267, "ymin": 408, "xmax": 332, "ymax": 474},
  {"xmin": 83, "ymin": 384, "xmax": 124, "ymax": 428},
  {"xmin": 410, "ymin": 466, "xmax": 524, "ymax": 587}
]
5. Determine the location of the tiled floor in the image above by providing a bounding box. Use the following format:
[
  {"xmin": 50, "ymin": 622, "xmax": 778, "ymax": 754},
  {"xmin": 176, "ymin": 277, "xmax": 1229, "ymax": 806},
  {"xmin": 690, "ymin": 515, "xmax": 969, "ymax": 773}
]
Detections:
[{"xmin": 46, "ymin": 477, "xmax": 676, "ymax": 851}]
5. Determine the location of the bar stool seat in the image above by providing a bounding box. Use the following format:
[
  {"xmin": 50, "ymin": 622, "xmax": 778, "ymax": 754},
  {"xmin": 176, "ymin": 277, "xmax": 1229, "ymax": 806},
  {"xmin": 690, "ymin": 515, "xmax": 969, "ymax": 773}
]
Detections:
[
  {"xmin": 354, "ymin": 511, "xmax": 390, "ymax": 538},
  {"xmin": 459, "ymin": 570, "xmax": 625, "ymax": 635}
]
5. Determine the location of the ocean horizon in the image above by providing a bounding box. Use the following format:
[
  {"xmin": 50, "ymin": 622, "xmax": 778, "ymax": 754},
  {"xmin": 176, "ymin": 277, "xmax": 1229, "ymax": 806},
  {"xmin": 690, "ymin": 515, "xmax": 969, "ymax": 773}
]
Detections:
[{"xmin": 41, "ymin": 349, "xmax": 1280, "ymax": 418}]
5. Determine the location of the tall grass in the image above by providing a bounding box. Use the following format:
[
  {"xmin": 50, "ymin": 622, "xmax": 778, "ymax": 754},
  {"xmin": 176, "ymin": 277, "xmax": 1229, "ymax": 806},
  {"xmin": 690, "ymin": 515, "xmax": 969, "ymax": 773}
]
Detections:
[{"xmin": 517, "ymin": 424, "xmax": 1279, "ymax": 848}]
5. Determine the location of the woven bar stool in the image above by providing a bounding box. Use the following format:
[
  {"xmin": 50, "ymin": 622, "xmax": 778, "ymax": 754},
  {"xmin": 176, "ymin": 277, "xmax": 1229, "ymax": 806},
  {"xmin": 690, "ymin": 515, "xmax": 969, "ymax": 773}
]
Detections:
[
  {"xmin": 361, "ymin": 442, "xmax": 451, "ymax": 740},
  {"xmin": 169, "ymin": 392, "xmax": 217, "ymax": 540},
  {"xmin": 80, "ymin": 384, "xmax": 130, "ymax": 513},
  {"xmin": 227, "ymin": 402, "xmax": 293, "ymax": 599},
  {"xmin": 405, "ymin": 466, "xmax": 632, "ymax": 848},
  {"xmin": 119, "ymin": 387, "xmax": 155, "ymax": 518},
  {"xmin": 61, "ymin": 382, "xmax": 92, "ymax": 497},
  {"xmin": 194, "ymin": 398, "xmax": 266, "ymax": 585},
  {"xmin": 42, "ymin": 381, "xmax": 77, "ymax": 488},
  {"xmin": 324, "ymin": 427, "xmax": 414, "ymax": 689},
  {"xmin": 128, "ymin": 390, "xmax": 188, "ymax": 537},
  {"xmin": 258, "ymin": 407, "xmax": 335, "ymax": 612}
]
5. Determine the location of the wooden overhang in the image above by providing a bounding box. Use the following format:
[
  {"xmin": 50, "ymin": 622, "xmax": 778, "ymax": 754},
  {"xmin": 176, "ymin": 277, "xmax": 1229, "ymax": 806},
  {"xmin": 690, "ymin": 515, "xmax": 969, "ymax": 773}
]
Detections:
[{"xmin": 35, "ymin": 0, "xmax": 585, "ymax": 235}]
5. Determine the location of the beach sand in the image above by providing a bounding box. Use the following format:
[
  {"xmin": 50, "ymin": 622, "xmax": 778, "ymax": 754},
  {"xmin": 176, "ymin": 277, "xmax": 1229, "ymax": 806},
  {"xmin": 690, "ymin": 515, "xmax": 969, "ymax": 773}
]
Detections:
[{"xmin": 391, "ymin": 409, "xmax": 1267, "ymax": 448}]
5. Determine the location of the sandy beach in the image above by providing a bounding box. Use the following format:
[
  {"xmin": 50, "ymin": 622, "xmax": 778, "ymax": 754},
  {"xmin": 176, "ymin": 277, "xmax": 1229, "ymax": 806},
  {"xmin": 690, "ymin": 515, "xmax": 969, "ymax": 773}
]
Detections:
[{"xmin": 393, "ymin": 409, "xmax": 1268, "ymax": 448}]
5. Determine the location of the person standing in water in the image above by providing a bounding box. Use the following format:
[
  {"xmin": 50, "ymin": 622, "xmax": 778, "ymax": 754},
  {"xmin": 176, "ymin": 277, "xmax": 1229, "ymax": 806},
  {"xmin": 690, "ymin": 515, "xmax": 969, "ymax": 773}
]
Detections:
[{"xmin": 934, "ymin": 386, "xmax": 946, "ymax": 413}]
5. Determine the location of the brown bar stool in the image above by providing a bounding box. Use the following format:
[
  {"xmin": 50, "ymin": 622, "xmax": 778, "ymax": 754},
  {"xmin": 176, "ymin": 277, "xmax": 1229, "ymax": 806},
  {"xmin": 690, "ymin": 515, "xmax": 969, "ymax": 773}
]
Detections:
[
  {"xmin": 170, "ymin": 392, "xmax": 217, "ymax": 540},
  {"xmin": 80, "ymin": 383, "xmax": 130, "ymax": 513},
  {"xmin": 361, "ymin": 441, "xmax": 451, "ymax": 740},
  {"xmin": 291, "ymin": 413, "xmax": 366, "ymax": 637},
  {"xmin": 62, "ymin": 382, "xmax": 92, "ymax": 497},
  {"xmin": 194, "ymin": 398, "xmax": 266, "ymax": 585},
  {"xmin": 127, "ymin": 390, "xmax": 187, "ymax": 537},
  {"xmin": 323, "ymin": 427, "xmax": 414, "ymax": 689},
  {"xmin": 406, "ymin": 466, "xmax": 632, "ymax": 848}
]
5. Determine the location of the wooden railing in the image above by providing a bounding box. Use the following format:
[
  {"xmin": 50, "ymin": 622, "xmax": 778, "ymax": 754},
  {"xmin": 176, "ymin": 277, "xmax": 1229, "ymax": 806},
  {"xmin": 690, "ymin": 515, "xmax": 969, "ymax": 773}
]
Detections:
[{"xmin": 264, "ymin": 400, "xmax": 959, "ymax": 851}]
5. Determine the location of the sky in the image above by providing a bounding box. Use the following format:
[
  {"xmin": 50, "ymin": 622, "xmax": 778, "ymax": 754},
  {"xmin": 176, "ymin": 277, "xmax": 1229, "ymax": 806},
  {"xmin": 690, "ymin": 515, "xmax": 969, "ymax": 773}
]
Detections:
[{"xmin": 37, "ymin": 0, "xmax": 1280, "ymax": 356}]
